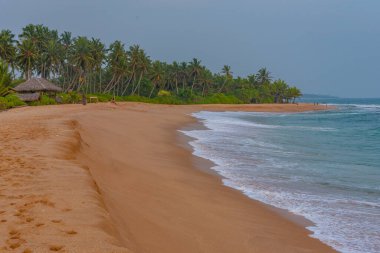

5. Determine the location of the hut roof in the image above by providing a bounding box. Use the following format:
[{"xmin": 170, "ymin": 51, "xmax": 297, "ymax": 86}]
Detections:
[
  {"xmin": 13, "ymin": 78, "xmax": 62, "ymax": 93},
  {"xmin": 17, "ymin": 93, "xmax": 41, "ymax": 102}
]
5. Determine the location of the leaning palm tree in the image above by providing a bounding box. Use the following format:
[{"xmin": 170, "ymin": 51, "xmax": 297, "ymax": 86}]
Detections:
[
  {"xmin": 104, "ymin": 40, "xmax": 127, "ymax": 94},
  {"xmin": 0, "ymin": 60, "xmax": 12, "ymax": 97},
  {"xmin": 218, "ymin": 65, "xmax": 233, "ymax": 93},
  {"xmin": 131, "ymin": 47, "xmax": 150, "ymax": 95}
]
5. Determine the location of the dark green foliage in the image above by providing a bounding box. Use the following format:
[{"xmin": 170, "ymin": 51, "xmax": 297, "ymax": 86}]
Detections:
[
  {"xmin": 0, "ymin": 94, "xmax": 25, "ymax": 109},
  {"xmin": 29, "ymin": 95, "xmax": 57, "ymax": 106},
  {"xmin": 0, "ymin": 24, "xmax": 303, "ymax": 105}
]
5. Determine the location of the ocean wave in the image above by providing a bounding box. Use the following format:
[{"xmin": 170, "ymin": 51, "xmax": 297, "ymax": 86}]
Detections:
[
  {"xmin": 193, "ymin": 112, "xmax": 337, "ymax": 132},
  {"xmin": 182, "ymin": 110, "xmax": 380, "ymax": 253}
]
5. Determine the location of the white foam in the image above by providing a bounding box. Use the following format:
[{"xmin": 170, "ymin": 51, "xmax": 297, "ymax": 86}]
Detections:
[{"xmin": 181, "ymin": 111, "xmax": 380, "ymax": 253}]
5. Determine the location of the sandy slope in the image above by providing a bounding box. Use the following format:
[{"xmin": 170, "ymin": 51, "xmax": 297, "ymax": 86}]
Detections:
[{"xmin": 0, "ymin": 103, "xmax": 337, "ymax": 252}]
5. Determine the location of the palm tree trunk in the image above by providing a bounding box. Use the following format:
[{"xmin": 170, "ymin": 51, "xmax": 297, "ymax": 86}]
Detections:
[{"xmin": 131, "ymin": 73, "xmax": 143, "ymax": 95}]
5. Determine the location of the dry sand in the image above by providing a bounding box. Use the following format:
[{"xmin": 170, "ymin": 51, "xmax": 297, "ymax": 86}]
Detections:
[{"xmin": 0, "ymin": 103, "xmax": 337, "ymax": 253}]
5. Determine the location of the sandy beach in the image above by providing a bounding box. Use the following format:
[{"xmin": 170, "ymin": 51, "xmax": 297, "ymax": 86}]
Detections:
[{"xmin": 0, "ymin": 103, "xmax": 337, "ymax": 253}]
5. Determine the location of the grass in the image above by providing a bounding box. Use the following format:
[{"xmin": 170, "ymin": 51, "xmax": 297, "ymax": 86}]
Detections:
[
  {"xmin": 0, "ymin": 91, "xmax": 244, "ymax": 110},
  {"xmin": 0, "ymin": 94, "xmax": 26, "ymax": 110}
]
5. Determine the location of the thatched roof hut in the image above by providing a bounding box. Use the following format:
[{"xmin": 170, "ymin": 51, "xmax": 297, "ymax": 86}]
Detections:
[
  {"xmin": 17, "ymin": 93, "xmax": 41, "ymax": 102},
  {"xmin": 13, "ymin": 78, "xmax": 62, "ymax": 102},
  {"xmin": 13, "ymin": 78, "xmax": 62, "ymax": 93}
]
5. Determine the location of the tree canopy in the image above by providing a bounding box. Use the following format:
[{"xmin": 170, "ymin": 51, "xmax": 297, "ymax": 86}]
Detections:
[{"xmin": 0, "ymin": 24, "xmax": 302, "ymax": 104}]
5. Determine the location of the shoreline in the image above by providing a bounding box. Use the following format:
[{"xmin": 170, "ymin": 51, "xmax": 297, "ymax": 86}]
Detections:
[
  {"xmin": 0, "ymin": 103, "xmax": 337, "ymax": 252},
  {"xmin": 178, "ymin": 117, "xmax": 316, "ymax": 229}
]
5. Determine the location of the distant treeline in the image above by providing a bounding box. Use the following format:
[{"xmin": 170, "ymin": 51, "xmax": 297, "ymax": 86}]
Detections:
[{"xmin": 0, "ymin": 24, "xmax": 301, "ymax": 104}]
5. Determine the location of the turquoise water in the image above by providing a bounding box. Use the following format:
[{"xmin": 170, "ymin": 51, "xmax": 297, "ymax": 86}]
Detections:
[{"xmin": 182, "ymin": 98, "xmax": 380, "ymax": 253}]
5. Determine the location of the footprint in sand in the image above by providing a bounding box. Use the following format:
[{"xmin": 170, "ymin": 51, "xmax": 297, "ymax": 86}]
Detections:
[
  {"xmin": 49, "ymin": 245, "xmax": 64, "ymax": 251},
  {"xmin": 65, "ymin": 230, "xmax": 77, "ymax": 235}
]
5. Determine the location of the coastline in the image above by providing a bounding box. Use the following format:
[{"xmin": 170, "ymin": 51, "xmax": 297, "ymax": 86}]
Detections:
[
  {"xmin": 178, "ymin": 120, "xmax": 316, "ymax": 229},
  {"xmin": 0, "ymin": 103, "xmax": 337, "ymax": 252}
]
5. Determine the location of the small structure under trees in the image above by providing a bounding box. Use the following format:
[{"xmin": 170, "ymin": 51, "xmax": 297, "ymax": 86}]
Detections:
[{"xmin": 12, "ymin": 78, "xmax": 62, "ymax": 102}]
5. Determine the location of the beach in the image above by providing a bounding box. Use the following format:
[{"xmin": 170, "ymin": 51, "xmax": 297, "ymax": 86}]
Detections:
[{"xmin": 0, "ymin": 103, "xmax": 337, "ymax": 253}]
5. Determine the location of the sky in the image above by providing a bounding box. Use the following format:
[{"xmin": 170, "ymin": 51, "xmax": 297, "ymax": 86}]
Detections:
[{"xmin": 0, "ymin": 0, "xmax": 379, "ymax": 98}]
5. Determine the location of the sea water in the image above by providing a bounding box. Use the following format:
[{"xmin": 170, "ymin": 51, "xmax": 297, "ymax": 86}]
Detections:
[{"xmin": 182, "ymin": 98, "xmax": 380, "ymax": 253}]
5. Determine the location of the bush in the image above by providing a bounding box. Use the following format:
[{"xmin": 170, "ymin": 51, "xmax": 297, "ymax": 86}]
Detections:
[
  {"xmin": 195, "ymin": 93, "xmax": 243, "ymax": 104},
  {"xmin": 0, "ymin": 94, "xmax": 26, "ymax": 110},
  {"xmin": 59, "ymin": 91, "xmax": 82, "ymax": 104},
  {"xmin": 29, "ymin": 95, "xmax": 57, "ymax": 106},
  {"xmin": 157, "ymin": 90, "xmax": 171, "ymax": 97}
]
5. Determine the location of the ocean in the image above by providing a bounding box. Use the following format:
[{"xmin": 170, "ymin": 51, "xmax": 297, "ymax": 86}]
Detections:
[{"xmin": 182, "ymin": 98, "xmax": 380, "ymax": 253}]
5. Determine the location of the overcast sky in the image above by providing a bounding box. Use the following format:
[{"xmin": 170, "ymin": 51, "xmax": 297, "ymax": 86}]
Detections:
[{"xmin": 1, "ymin": 0, "xmax": 379, "ymax": 97}]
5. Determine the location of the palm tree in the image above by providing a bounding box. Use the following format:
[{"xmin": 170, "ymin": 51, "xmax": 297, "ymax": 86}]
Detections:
[
  {"xmin": 104, "ymin": 40, "xmax": 127, "ymax": 93},
  {"xmin": 149, "ymin": 61, "xmax": 165, "ymax": 98},
  {"xmin": 188, "ymin": 58, "xmax": 202, "ymax": 93},
  {"xmin": 69, "ymin": 36, "xmax": 94, "ymax": 91},
  {"xmin": 0, "ymin": 30, "xmax": 16, "ymax": 70},
  {"xmin": 199, "ymin": 70, "xmax": 213, "ymax": 96},
  {"xmin": 41, "ymin": 39, "xmax": 62, "ymax": 78},
  {"xmin": 16, "ymin": 39, "xmax": 37, "ymax": 80},
  {"xmin": 131, "ymin": 47, "xmax": 150, "ymax": 95},
  {"xmin": 218, "ymin": 65, "xmax": 232, "ymax": 93},
  {"xmin": 0, "ymin": 60, "xmax": 12, "ymax": 97},
  {"xmin": 257, "ymin": 67, "xmax": 272, "ymax": 85},
  {"xmin": 286, "ymin": 86, "xmax": 302, "ymax": 103},
  {"xmin": 60, "ymin": 31, "xmax": 72, "ymax": 88},
  {"xmin": 90, "ymin": 38, "xmax": 106, "ymax": 93},
  {"xmin": 271, "ymin": 79, "xmax": 288, "ymax": 103},
  {"xmin": 169, "ymin": 61, "xmax": 180, "ymax": 94},
  {"xmin": 247, "ymin": 74, "xmax": 257, "ymax": 87},
  {"xmin": 179, "ymin": 61, "xmax": 188, "ymax": 92}
]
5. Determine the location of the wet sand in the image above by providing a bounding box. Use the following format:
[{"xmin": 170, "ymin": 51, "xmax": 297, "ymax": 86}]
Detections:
[{"xmin": 0, "ymin": 103, "xmax": 337, "ymax": 252}]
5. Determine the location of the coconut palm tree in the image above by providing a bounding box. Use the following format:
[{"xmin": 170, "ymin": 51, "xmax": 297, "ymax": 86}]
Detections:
[
  {"xmin": 60, "ymin": 31, "xmax": 72, "ymax": 86},
  {"xmin": 218, "ymin": 65, "xmax": 233, "ymax": 93},
  {"xmin": 69, "ymin": 36, "xmax": 94, "ymax": 91},
  {"xmin": 104, "ymin": 40, "xmax": 127, "ymax": 93},
  {"xmin": 16, "ymin": 39, "xmax": 37, "ymax": 80},
  {"xmin": 169, "ymin": 61, "xmax": 180, "ymax": 94},
  {"xmin": 131, "ymin": 47, "xmax": 150, "ymax": 95},
  {"xmin": 257, "ymin": 67, "xmax": 272, "ymax": 85},
  {"xmin": 271, "ymin": 79, "xmax": 288, "ymax": 103},
  {"xmin": 286, "ymin": 86, "xmax": 302, "ymax": 103},
  {"xmin": 41, "ymin": 38, "xmax": 62, "ymax": 78},
  {"xmin": 188, "ymin": 58, "xmax": 202, "ymax": 93},
  {"xmin": 89, "ymin": 38, "xmax": 106, "ymax": 93},
  {"xmin": 179, "ymin": 61, "xmax": 189, "ymax": 92},
  {"xmin": 0, "ymin": 30, "xmax": 16, "ymax": 70},
  {"xmin": 199, "ymin": 69, "xmax": 213, "ymax": 96},
  {"xmin": 149, "ymin": 61, "xmax": 165, "ymax": 98}
]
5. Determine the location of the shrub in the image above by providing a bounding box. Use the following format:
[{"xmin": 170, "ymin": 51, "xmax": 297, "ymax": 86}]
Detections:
[
  {"xmin": 195, "ymin": 93, "xmax": 243, "ymax": 104},
  {"xmin": 0, "ymin": 94, "xmax": 26, "ymax": 110},
  {"xmin": 29, "ymin": 95, "xmax": 57, "ymax": 106},
  {"xmin": 157, "ymin": 90, "xmax": 171, "ymax": 97}
]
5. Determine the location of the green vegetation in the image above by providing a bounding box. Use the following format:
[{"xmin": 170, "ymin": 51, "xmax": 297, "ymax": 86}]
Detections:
[
  {"xmin": 0, "ymin": 60, "xmax": 25, "ymax": 109},
  {"xmin": 0, "ymin": 94, "xmax": 25, "ymax": 110},
  {"xmin": 0, "ymin": 24, "xmax": 302, "ymax": 106}
]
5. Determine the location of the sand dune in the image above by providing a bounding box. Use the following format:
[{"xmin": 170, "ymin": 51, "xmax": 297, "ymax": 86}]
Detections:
[{"xmin": 0, "ymin": 103, "xmax": 336, "ymax": 252}]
